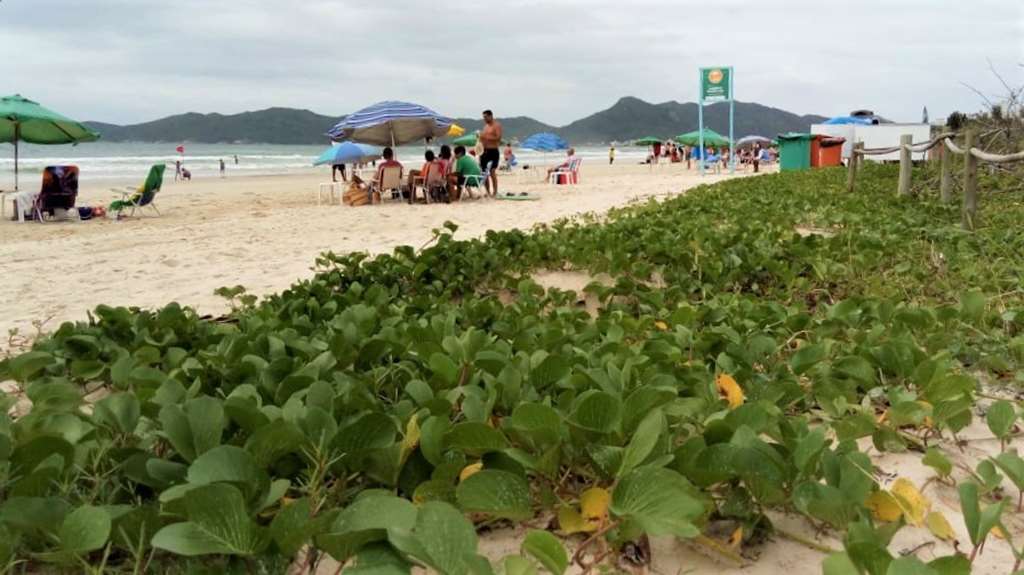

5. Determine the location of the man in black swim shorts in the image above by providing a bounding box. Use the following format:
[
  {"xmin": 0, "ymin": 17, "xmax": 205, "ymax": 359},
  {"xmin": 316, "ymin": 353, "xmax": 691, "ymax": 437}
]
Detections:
[{"xmin": 479, "ymin": 110, "xmax": 503, "ymax": 197}]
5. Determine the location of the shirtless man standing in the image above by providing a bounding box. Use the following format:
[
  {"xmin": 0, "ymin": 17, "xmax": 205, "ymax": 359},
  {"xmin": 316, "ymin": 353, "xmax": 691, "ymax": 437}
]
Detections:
[{"xmin": 479, "ymin": 110, "xmax": 502, "ymax": 197}]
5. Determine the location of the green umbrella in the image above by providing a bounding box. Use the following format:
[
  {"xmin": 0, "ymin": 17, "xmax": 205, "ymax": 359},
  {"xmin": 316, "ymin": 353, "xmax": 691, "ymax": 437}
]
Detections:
[
  {"xmin": 451, "ymin": 133, "xmax": 477, "ymax": 146},
  {"xmin": 674, "ymin": 129, "xmax": 730, "ymax": 147},
  {"xmin": 0, "ymin": 94, "xmax": 100, "ymax": 191},
  {"xmin": 633, "ymin": 136, "xmax": 662, "ymax": 146}
]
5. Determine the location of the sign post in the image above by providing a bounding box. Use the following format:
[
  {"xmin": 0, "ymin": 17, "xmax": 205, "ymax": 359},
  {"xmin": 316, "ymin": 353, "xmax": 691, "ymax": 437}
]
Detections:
[{"xmin": 698, "ymin": 66, "xmax": 735, "ymax": 175}]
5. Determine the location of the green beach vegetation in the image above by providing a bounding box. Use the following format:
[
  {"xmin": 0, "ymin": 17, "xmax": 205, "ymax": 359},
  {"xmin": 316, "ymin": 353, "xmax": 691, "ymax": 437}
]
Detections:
[{"xmin": 1, "ymin": 159, "xmax": 1022, "ymax": 573}]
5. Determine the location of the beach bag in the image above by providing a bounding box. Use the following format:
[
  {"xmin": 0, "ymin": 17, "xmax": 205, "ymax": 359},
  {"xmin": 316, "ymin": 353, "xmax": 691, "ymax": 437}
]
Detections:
[{"xmin": 343, "ymin": 183, "xmax": 370, "ymax": 206}]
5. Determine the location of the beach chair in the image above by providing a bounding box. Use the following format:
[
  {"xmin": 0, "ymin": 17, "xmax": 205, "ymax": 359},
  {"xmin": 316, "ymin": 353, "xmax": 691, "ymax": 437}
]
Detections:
[
  {"xmin": 548, "ymin": 157, "xmax": 581, "ymax": 185},
  {"xmin": 422, "ymin": 165, "xmax": 448, "ymax": 203},
  {"xmin": 21, "ymin": 166, "xmax": 79, "ymax": 222},
  {"xmin": 370, "ymin": 165, "xmax": 403, "ymax": 201},
  {"xmin": 461, "ymin": 170, "xmax": 488, "ymax": 199},
  {"xmin": 111, "ymin": 164, "xmax": 166, "ymax": 217}
]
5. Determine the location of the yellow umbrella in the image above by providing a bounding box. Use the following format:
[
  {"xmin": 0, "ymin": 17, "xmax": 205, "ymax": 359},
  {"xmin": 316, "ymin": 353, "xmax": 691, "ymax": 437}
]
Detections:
[{"xmin": 447, "ymin": 123, "xmax": 465, "ymax": 137}]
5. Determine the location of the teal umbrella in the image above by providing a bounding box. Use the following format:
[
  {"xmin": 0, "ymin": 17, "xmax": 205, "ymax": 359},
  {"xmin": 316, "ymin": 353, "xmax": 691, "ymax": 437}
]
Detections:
[
  {"xmin": 675, "ymin": 129, "xmax": 730, "ymax": 147},
  {"xmin": 1, "ymin": 94, "xmax": 99, "ymax": 191},
  {"xmin": 633, "ymin": 136, "xmax": 662, "ymax": 146}
]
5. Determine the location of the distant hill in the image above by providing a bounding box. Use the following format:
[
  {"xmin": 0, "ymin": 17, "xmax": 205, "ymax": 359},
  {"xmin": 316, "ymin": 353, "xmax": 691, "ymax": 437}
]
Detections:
[
  {"xmin": 559, "ymin": 97, "xmax": 827, "ymax": 143},
  {"xmin": 85, "ymin": 98, "xmax": 826, "ymax": 145},
  {"xmin": 85, "ymin": 108, "xmax": 340, "ymax": 145}
]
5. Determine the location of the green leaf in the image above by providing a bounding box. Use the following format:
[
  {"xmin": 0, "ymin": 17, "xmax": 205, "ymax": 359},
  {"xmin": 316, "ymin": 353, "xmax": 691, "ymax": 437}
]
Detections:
[
  {"xmin": 456, "ymin": 470, "xmax": 532, "ymax": 520},
  {"xmin": 991, "ymin": 451, "xmax": 1024, "ymax": 492},
  {"xmin": 790, "ymin": 343, "xmax": 826, "ymax": 375},
  {"xmin": 390, "ymin": 501, "xmax": 478, "ymax": 575},
  {"xmin": 244, "ymin": 419, "xmax": 306, "ymax": 468},
  {"xmin": 319, "ymin": 495, "xmax": 417, "ymax": 563},
  {"xmin": 618, "ymin": 409, "xmax": 663, "ymax": 478},
  {"xmin": 186, "ymin": 396, "xmax": 225, "ymax": 457},
  {"xmin": 151, "ymin": 483, "xmax": 264, "ymax": 556},
  {"xmin": 610, "ymin": 467, "xmax": 703, "ymax": 538},
  {"xmin": 959, "ymin": 291, "xmax": 986, "ymax": 325},
  {"xmin": 446, "ymin": 422, "xmax": 509, "ymax": 456},
  {"xmin": 885, "ymin": 556, "xmax": 937, "ymax": 575},
  {"xmin": 8, "ymin": 351, "xmax": 53, "ymax": 380},
  {"xmin": 986, "ymin": 400, "xmax": 1017, "ymax": 440},
  {"xmin": 521, "ymin": 530, "xmax": 568, "ymax": 575},
  {"xmin": 958, "ymin": 481, "xmax": 1007, "ymax": 547},
  {"xmin": 348, "ymin": 543, "xmax": 414, "ymax": 575},
  {"xmin": 186, "ymin": 445, "xmax": 266, "ymax": 498},
  {"xmin": 529, "ymin": 355, "xmax": 571, "ymax": 390},
  {"xmin": 58, "ymin": 505, "xmax": 111, "ymax": 554},
  {"xmin": 334, "ymin": 412, "xmax": 398, "ymax": 455},
  {"xmin": 569, "ymin": 390, "xmax": 621, "ymax": 434},
  {"xmin": 92, "ymin": 392, "xmax": 141, "ymax": 435},
  {"xmin": 822, "ymin": 552, "xmax": 861, "ymax": 575},
  {"xmin": 503, "ymin": 556, "xmax": 538, "ymax": 575},
  {"xmin": 922, "ymin": 448, "xmax": 952, "ymax": 479}
]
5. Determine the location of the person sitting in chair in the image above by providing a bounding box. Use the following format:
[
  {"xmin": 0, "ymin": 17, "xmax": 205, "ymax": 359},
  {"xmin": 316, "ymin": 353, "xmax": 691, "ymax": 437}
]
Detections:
[
  {"xmin": 450, "ymin": 145, "xmax": 482, "ymax": 200},
  {"xmin": 545, "ymin": 148, "xmax": 577, "ymax": 181},
  {"xmin": 372, "ymin": 147, "xmax": 403, "ymax": 198}
]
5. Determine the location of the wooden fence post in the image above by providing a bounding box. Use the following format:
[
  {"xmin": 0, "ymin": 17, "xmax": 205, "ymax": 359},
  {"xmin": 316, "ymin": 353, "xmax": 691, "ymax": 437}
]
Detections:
[
  {"xmin": 939, "ymin": 141, "xmax": 953, "ymax": 204},
  {"xmin": 898, "ymin": 134, "xmax": 913, "ymax": 196},
  {"xmin": 962, "ymin": 129, "xmax": 978, "ymax": 230},
  {"xmin": 846, "ymin": 144, "xmax": 861, "ymax": 193}
]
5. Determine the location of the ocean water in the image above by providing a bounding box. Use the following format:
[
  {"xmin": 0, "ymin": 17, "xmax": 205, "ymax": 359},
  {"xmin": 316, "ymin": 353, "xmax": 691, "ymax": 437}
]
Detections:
[{"xmin": 0, "ymin": 142, "xmax": 651, "ymax": 187}]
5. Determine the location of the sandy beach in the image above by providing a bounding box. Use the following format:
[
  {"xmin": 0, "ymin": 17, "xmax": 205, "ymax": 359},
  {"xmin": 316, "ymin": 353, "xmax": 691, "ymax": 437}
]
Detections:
[{"xmin": 0, "ymin": 162, "xmax": 746, "ymax": 347}]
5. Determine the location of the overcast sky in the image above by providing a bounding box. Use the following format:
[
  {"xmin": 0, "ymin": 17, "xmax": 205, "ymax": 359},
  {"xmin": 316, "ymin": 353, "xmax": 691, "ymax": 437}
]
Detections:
[{"xmin": 2, "ymin": 0, "xmax": 1022, "ymax": 125}]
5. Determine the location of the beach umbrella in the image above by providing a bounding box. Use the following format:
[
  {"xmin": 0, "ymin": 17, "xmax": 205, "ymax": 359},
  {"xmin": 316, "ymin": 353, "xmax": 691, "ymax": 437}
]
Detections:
[
  {"xmin": 447, "ymin": 123, "xmax": 466, "ymax": 137},
  {"xmin": 312, "ymin": 142, "xmax": 380, "ymax": 166},
  {"xmin": 520, "ymin": 132, "xmax": 568, "ymax": 152},
  {"xmin": 633, "ymin": 136, "xmax": 662, "ymax": 146},
  {"xmin": 674, "ymin": 129, "xmax": 730, "ymax": 147},
  {"xmin": 0, "ymin": 94, "xmax": 99, "ymax": 191},
  {"xmin": 326, "ymin": 101, "xmax": 452, "ymax": 146},
  {"xmin": 451, "ymin": 133, "xmax": 478, "ymax": 147},
  {"xmin": 735, "ymin": 135, "xmax": 772, "ymax": 147}
]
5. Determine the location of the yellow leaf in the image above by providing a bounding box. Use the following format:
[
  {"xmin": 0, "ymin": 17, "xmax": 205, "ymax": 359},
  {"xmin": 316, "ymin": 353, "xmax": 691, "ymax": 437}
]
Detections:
[
  {"xmin": 925, "ymin": 511, "xmax": 956, "ymax": 542},
  {"xmin": 891, "ymin": 478, "xmax": 930, "ymax": 527},
  {"xmin": 459, "ymin": 462, "xmax": 483, "ymax": 482},
  {"xmin": 865, "ymin": 490, "xmax": 903, "ymax": 522},
  {"xmin": 558, "ymin": 506, "xmax": 598, "ymax": 535},
  {"xmin": 400, "ymin": 416, "xmax": 421, "ymax": 462},
  {"xmin": 580, "ymin": 487, "xmax": 611, "ymax": 522},
  {"xmin": 991, "ymin": 525, "xmax": 1008, "ymax": 540},
  {"xmin": 654, "ymin": 320, "xmax": 669, "ymax": 331},
  {"xmin": 728, "ymin": 526, "xmax": 744, "ymax": 549},
  {"xmin": 715, "ymin": 374, "xmax": 745, "ymax": 409}
]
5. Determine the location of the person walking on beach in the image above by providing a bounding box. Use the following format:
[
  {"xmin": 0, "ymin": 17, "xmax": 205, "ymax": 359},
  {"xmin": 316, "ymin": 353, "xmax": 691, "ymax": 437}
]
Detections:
[
  {"xmin": 219, "ymin": 159, "xmax": 226, "ymax": 178},
  {"xmin": 609, "ymin": 146, "xmax": 616, "ymax": 165},
  {"xmin": 234, "ymin": 155, "xmax": 239, "ymax": 165},
  {"xmin": 479, "ymin": 110, "xmax": 502, "ymax": 197},
  {"xmin": 174, "ymin": 160, "xmax": 181, "ymax": 182},
  {"xmin": 332, "ymin": 163, "xmax": 347, "ymax": 182}
]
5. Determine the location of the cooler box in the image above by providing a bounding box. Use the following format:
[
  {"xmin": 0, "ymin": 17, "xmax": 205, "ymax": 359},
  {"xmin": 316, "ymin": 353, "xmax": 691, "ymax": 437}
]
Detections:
[{"xmin": 777, "ymin": 133, "xmax": 814, "ymax": 171}]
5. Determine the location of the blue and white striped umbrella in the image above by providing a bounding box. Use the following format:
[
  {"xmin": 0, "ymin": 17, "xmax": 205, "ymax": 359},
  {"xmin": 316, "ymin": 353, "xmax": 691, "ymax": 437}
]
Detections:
[
  {"xmin": 327, "ymin": 101, "xmax": 452, "ymax": 146},
  {"xmin": 520, "ymin": 132, "xmax": 568, "ymax": 152}
]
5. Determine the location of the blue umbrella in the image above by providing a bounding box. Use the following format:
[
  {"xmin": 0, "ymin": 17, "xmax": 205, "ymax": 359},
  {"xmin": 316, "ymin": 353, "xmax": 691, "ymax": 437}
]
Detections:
[
  {"xmin": 327, "ymin": 101, "xmax": 452, "ymax": 146},
  {"xmin": 313, "ymin": 142, "xmax": 380, "ymax": 166},
  {"xmin": 823, "ymin": 116, "xmax": 872, "ymax": 125},
  {"xmin": 520, "ymin": 132, "xmax": 568, "ymax": 152}
]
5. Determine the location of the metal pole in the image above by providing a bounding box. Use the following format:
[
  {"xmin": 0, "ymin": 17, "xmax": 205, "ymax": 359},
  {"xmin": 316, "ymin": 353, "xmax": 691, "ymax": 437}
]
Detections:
[
  {"xmin": 728, "ymin": 67, "xmax": 735, "ymax": 174},
  {"xmin": 698, "ymin": 68, "xmax": 705, "ymax": 176},
  {"xmin": 14, "ymin": 123, "xmax": 19, "ymax": 191}
]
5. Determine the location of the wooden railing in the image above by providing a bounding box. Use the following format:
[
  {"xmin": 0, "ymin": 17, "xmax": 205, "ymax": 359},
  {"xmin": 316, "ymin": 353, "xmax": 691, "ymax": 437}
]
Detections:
[{"xmin": 845, "ymin": 129, "xmax": 1024, "ymax": 230}]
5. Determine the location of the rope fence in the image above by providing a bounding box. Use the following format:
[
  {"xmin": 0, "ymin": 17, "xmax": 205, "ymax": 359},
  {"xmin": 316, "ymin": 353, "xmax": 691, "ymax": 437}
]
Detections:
[{"xmin": 846, "ymin": 128, "xmax": 1023, "ymax": 230}]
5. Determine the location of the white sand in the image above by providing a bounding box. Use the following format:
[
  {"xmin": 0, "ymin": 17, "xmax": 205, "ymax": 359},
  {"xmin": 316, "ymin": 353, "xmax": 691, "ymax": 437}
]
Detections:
[{"xmin": 0, "ymin": 162, "xmax": 739, "ymax": 346}]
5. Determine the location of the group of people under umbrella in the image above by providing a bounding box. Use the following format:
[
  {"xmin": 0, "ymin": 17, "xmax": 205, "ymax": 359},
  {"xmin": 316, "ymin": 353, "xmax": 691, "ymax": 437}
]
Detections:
[
  {"xmin": 315, "ymin": 102, "xmax": 575, "ymax": 205},
  {"xmin": 631, "ymin": 129, "xmax": 775, "ymax": 172}
]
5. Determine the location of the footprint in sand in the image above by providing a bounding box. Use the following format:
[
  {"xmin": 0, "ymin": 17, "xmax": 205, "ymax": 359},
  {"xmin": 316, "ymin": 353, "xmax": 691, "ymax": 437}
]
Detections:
[{"xmin": 162, "ymin": 259, "xmax": 180, "ymax": 268}]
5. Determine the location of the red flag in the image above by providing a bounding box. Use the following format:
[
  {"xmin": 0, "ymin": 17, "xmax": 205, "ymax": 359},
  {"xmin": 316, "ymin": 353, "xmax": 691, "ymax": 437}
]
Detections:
[{"xmin": 176, "ymin": 145, "xmax": 185, "ymax": 154}]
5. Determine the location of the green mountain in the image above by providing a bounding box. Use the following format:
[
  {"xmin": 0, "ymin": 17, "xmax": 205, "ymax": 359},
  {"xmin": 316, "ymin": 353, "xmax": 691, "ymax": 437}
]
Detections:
[
  {"xmin": 85, "ymin": 98, "xmax": 826, "ymax": 145},
  {"xmin": 85, "ymin": 108, "xmax": 340, "ymax": 145}
]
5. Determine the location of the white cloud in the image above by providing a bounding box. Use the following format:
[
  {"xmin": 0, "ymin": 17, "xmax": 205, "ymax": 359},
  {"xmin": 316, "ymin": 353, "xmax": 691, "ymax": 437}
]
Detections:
[{"xmin": 1, "ymin": 0, "xmax": 1021, "ymax": 124}]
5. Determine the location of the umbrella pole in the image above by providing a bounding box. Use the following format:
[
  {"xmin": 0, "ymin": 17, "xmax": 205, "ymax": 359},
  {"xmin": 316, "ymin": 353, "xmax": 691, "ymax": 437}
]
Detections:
[{"xmin": 13, "ymin": 123, "xmax": 19, "ymax": 192}]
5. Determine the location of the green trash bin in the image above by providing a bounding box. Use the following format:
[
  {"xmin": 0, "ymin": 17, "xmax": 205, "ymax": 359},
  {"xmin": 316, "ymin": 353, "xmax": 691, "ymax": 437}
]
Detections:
[{"xmin": 777, "ymin": 133, "xmax": 814, "ymax": 172}]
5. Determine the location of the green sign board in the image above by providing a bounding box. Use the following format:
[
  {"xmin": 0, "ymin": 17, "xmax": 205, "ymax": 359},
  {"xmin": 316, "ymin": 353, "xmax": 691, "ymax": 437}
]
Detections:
[{"xmin": 700, "ymin": 67, "xmax": 732, "ymax": 103}]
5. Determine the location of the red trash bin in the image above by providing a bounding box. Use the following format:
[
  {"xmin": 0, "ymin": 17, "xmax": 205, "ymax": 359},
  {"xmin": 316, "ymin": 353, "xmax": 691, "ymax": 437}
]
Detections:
[{"xmin": 817, "ymin": 137, "xmax": 846, "ymax": 167}]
